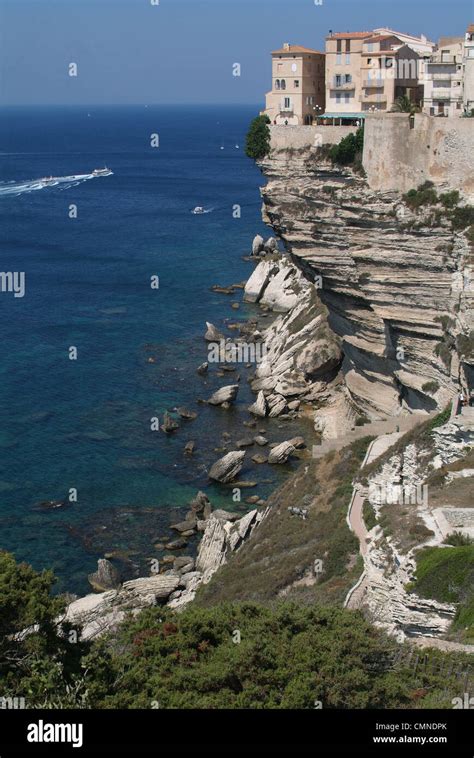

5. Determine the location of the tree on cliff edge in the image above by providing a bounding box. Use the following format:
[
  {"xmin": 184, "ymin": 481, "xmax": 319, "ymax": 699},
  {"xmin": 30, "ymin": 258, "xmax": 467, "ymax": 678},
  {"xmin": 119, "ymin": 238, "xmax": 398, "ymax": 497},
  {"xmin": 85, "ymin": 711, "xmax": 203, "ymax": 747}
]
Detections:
[{"xmin": 246, "ymin": 115, "xmax": 271, "ymax": 160}]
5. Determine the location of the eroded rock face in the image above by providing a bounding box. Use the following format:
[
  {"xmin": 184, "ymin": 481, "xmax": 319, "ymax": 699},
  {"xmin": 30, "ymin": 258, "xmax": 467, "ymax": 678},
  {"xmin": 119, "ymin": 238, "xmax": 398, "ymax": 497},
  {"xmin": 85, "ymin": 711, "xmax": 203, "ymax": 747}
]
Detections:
[
  {"xmin": 248, "ymin": 268, "xmax": 343, "ymax": 423},
  {"xmin": 354, "ymin": 414, "xmax": 474, "ymax": 641},
  {"xmin": 65, "ymin": 575, "xmax": 181, "ymax": 640},
  {"xmin": 258, "ymin": 145, "xmax": 473, "ymax": 420}
]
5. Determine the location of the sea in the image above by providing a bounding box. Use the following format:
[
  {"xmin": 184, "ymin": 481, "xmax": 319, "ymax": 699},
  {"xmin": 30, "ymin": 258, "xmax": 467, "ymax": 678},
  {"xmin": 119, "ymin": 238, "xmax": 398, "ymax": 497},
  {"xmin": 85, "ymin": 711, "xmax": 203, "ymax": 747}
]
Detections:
[{"xmin": 0, "ymin": 105, "xmax": 313, "ymax": 595}]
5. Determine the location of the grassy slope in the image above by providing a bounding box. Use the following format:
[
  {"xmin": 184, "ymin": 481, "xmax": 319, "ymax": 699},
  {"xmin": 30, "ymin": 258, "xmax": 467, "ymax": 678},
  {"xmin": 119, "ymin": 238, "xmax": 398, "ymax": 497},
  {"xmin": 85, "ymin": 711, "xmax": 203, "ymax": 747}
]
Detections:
[
  {"xmin": 410, "ymin": 546, "xmax": 474, "ymax": 643},
  {"xmin": 195, "ymin": 437, "xmax": 373, "ymax": 609}
]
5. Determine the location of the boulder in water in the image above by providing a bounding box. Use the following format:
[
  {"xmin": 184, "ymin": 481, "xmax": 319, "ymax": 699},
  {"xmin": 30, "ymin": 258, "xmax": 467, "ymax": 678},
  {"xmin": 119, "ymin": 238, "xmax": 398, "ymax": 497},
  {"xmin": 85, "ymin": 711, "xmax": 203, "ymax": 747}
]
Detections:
[{"xmin": 208, "ymin": 451, "xmax": 245, "ymax": 483}]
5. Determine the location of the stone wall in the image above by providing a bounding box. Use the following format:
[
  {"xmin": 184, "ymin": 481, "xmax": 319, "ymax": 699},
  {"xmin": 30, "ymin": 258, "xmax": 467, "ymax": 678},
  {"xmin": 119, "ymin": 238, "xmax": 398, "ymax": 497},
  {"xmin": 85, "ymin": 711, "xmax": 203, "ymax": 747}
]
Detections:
[
  {"xmin": 269, "ymin": 124, "xmax": 356, "ymax": 152},
  {"xmin": 363, "ymin": 112, "xmax": 474, "ymax": 200}
]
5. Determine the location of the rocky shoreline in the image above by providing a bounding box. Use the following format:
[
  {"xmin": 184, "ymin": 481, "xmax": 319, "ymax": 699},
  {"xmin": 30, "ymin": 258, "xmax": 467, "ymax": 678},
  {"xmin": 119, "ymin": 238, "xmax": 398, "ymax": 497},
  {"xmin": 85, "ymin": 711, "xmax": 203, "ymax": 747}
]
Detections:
[{"xmin": 67, "ymin": 237, "xmax": 319, "ymax": 631}]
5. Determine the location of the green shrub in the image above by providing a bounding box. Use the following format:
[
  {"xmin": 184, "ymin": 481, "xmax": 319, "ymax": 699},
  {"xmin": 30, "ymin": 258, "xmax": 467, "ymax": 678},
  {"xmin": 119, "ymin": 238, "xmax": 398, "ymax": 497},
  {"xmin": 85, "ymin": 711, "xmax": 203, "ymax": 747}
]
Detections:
[
  {"xmin": 245, "ymin": 115, "xmax": 271, "ymax": 160},
  {"xmin": 403, "ymin": 182, "xmax": 438, "ymax": 210},
  {"xmin": 444, "ymin": 531, "xmax": 474, "ymax": 547},
  {"xmin": 451, "ymin": 206, "xmax": 474, "ymax": 231},
  {"xmin": 363, "ymin": 500, "xmax": 377, "ymax": 530},
  {"xmin": 439, "ymin": 190, "xmax": 460, "ymax": 209},
  {"xmin": 434, "ymin": 341, "xmax": 451, "ymax": 367},
  {"xmin": 421, "ymin": 381, "xmax": 440, "ymax": 395},
  {"xmin": 328, "ymin": 127, "xmax": 364, "ymax": 166}
]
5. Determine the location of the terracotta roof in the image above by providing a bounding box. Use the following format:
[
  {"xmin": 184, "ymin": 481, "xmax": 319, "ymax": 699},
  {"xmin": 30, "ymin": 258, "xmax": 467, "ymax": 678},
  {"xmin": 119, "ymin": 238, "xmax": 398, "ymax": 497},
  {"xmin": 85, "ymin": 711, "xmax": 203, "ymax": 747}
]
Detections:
[
  {"xmin": 326, "ymin": 31, "xmax": 372, "ymax": 39},
  {"xmin": 364, "ymin": 34, "xmax": 400, "ymax": 43},
  {"xmin": 271, "ymin": 45, "xmax": 324, "ymax": 55}
]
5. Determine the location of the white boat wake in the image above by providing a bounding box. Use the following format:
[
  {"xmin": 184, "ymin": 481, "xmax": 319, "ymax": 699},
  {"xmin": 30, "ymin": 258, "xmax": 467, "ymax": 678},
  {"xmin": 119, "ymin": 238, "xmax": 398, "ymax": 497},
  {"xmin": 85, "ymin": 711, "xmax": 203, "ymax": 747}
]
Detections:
[
  {"xmin": 191, "ymin": 206, "xmax": 214, "ymax": 215},
  {"xmin": 0, "ymin": 169, "xmax": 113, "ymax": 197}
]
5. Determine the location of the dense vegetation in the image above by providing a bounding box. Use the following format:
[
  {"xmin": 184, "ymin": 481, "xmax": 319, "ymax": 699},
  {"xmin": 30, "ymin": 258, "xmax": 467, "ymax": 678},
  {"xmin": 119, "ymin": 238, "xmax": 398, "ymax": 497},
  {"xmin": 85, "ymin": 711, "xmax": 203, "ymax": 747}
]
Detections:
[
  {"xmin": 328, "ymin": 127, "xmax": 364, "ymax": 168},
  {"xmin": 0, "ymin": 551, "xmax": 88, "ymax": 707},
  {"xmin": 245, "ymin": 114, "xmax": 271, "ymax": 160},
  {"xmin": 1, "ymin": 550, "xmax": 472, "ymax": 710}
]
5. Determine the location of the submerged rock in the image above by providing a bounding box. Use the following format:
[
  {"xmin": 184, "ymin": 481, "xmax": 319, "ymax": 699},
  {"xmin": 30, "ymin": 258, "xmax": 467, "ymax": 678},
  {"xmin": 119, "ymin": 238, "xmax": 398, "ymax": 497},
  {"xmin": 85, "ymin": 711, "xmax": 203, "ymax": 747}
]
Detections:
[
  {"xmin": 177, "ymin": 407, "xmax": 197, "ymax": 420},
  {"xmin": 197, "ymin": 362, "xmax": 209, "ymax": 375},
  {"xmin": 161, "ymin": 412, "xmax": 179, "ymax": 434}
]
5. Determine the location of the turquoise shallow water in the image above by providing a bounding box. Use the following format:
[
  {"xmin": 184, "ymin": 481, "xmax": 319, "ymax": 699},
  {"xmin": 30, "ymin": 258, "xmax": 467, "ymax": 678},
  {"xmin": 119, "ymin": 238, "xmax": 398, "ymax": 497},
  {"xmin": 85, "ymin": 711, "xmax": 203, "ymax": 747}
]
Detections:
[{"xmin": 0, "ymin": 105, "xmax": 313, "ymax": 594}]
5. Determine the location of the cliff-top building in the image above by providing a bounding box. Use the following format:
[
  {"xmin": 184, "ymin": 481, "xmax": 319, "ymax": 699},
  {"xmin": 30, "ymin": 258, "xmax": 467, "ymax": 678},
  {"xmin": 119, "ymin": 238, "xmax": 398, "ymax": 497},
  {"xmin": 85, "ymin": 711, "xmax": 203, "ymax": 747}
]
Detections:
[
  {"xmin": 464, "ymin": 24, "xmax": 474, "ymax": 114},
  {"xmin": 264, "ymin": 43, "xmax": 325, "ymax": 125},
  {"xmin": 422, "ymin": 38, "xmax": 464, "ymax": 117},
  {"xmin": 323, "ymin": 30, "xmax": 423, "ymax": 123}
]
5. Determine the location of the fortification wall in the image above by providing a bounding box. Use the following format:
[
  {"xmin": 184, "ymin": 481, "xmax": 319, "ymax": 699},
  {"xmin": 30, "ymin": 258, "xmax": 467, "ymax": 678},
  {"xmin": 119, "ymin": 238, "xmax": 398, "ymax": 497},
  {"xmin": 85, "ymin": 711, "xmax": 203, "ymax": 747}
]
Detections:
[
  {"xmin": 363, "ymin": 113, "xmax": 474, "ymax": 199},
  {"xmin": 269, "ymin": 124, "xmax": 356, "ymax": 151}
]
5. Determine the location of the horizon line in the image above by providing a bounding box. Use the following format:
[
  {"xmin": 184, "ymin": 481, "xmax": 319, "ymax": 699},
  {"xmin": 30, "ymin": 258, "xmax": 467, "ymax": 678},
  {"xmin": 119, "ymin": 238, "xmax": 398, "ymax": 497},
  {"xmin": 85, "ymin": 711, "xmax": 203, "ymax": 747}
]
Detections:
[{"xmin": 0, "ymin": 102, "xmax": 264, "ymax": 108}]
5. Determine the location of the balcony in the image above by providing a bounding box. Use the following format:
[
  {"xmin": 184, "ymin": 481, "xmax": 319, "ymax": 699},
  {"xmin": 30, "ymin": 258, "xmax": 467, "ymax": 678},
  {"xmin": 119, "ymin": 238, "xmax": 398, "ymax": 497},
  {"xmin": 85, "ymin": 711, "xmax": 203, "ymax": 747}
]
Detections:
[
  {"xmin": 363, "ymin": 79, "xmax": 385, "ymax": 88},
  {"xmin": 430, "ymin": 72, "xmax": 456, "ymax": 81},
  {"xmin": 329, "ymin": 82, "xmax": 356, "ymax": 91},
  {"xmin": 427, "ymin": 54, "xmax": 456, "ymax": 65},
  {"xmin": 430, "ymin": 90, "xmax": 452, "ymax": 100}
]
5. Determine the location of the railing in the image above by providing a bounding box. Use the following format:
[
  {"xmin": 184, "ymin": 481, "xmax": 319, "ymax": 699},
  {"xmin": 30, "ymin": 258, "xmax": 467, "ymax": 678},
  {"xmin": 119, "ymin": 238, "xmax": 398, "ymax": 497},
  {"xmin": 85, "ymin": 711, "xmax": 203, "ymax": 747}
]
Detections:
[
  {"xmin": 427, "ymin": 54, "xmax": 456, "ymax": 64},
  {"xmin": 363, "ymin": 79, "xmax": 385, "ymax": 88},
  {"xmin": 330, "ymin": 82, "xmax": 356, "ymax": 90}
]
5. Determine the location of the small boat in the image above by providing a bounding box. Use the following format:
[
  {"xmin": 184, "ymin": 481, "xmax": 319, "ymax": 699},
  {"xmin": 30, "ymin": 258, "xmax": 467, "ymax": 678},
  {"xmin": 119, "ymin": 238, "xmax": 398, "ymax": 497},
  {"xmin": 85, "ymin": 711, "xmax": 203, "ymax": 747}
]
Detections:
[
  {"xmin": 192, "ymin": 206, "xmax": 205, "ymax": 215},
  {"xmin": 235, "ymin": 144, "xmax": 240, "ymax": 149},
  {"xmin": 92, "ymin": 167, "xmax": 111, "ymax": 177},
  {"xmin": 41, "ymin": 175, "xmax": 55, "ymax": 184}
]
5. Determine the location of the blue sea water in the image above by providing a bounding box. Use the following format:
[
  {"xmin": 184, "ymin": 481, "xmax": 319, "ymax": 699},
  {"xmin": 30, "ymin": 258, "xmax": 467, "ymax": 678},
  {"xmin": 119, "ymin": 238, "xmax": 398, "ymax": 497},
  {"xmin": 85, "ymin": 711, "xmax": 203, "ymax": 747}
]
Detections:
[{"xmin": 0, "ymin": 106, "xmax": 311, "ymax": 594}]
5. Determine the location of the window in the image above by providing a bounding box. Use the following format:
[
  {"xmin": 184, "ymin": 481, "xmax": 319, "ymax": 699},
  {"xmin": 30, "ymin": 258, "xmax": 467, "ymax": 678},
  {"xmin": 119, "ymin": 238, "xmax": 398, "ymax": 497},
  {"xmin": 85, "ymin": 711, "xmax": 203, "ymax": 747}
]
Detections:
[
  {"xmin": 345, "ymin": 40, "xmax": 350, "ymax": 52},
  {"xmin": 294, "ymin": 80, "xmax": 300, "ymax": 87},
  {"xmin": 345, "ymin": 53, "xmax": 350, "ymax": 64},
  {"xmin": 336, "ymin": 53, "xmax": 342, "ymax": 65},
  {"xmin": 345, "ymin": 74, "xmax": 352, "ymax": 83},
  {"xmin": 275, "ymin": 79, "xmax": 280, "ymax": 90},
  {"xmin": 337, "ymin": 40, "xmax": 342, "ymax": 52},
  {"xmin": 306, "ymin": 96, "xmax": 314, "ymax": 105},
  {"xmin": 344, "ymin": 92, "xmax": 350, "ymax": 103},
  {"xmin": 336, "ymin": 93, "xmax": 341, "ymax": 103},
  {"xmin": 281, "ymin": 79, "xmax": 286, "ymax": 90},
  {"xmin": 284, "ymin": 97, "xmax": 291, "ymax": 109},
  {"xmin": 367, "ymin": 42, "xmax": 374, "ymax": 52},
  {"xmin": 335, "ymin": 74, "xmax": 342, "ymax": 86}
]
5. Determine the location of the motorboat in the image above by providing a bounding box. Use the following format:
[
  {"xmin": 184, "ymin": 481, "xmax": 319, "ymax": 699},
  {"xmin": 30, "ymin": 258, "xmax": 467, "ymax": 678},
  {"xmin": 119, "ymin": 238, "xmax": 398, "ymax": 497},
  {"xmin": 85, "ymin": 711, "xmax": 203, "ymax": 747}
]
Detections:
[
  {"xmin": 192, "ymin": 206, "xmax": 205, "ymax": 214},
  {"xmin": 92, "ymin": 167, "xmax": 111, "ymax": 177}
]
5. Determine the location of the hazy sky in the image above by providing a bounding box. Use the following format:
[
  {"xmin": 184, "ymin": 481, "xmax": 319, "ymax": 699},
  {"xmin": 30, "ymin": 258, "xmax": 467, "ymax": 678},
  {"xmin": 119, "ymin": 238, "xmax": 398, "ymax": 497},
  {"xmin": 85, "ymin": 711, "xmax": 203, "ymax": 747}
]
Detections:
[{"xmin": 0, "ymin": 0, "xmax": 472, "ymax": 106}]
